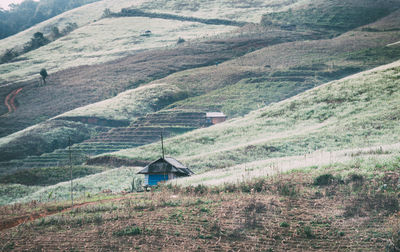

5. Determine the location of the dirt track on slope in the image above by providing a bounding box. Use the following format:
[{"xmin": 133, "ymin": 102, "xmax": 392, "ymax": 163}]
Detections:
[{"xmin": 3, "ymin": 88, "xmax": 23, "ymax": 114}]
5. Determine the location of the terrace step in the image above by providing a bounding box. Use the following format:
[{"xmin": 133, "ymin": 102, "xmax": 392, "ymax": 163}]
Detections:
[{"xmin": 5, "ymin": 110, "xmax": 215, "ymax": 169}]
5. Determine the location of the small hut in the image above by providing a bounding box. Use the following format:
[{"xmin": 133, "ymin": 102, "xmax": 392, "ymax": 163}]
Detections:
[
  {"xmin": 137, "ymin": 157, "xmax": 194, "ymax": 186},
  {"xmin": 206, "ymin": 112, "xmax": 227, "ymax": 125}
]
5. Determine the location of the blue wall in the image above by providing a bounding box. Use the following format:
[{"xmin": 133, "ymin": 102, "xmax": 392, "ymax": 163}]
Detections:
[{"xmin": 148, "ymin": 174, "xmax": 168, "ymax": 186}]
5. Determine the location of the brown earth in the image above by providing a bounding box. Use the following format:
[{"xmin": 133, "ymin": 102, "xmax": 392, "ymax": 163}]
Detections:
[
  {"xmin": 1, "ymin": 171, "xmax": 398, "ymax": 251},
  {"xmin": 3, "ymin": 88, "xmax": 23, "ymax": 114}
]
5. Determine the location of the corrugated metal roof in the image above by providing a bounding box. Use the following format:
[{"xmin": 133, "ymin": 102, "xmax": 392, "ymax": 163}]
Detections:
[
  {"xmin": 206, "ymin": 112, "xmax": 226, "ymax": 118},
  {"xmin": 137, "ymin": 157, "xmax": 194, "ymax": 176},
  {"xmin": 164, "ymin": 157, "xmax": 186, "ymax": 168}
]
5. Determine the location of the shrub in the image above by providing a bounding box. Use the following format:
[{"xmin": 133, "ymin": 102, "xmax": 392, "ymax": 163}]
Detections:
[
  {"xmin": 302, "ymin": 226, "xmax": 315, "ymax": 238},
  {"xmin": 280, "ymin": 222, "xmax": 290, "ymax": 228},
  {"xmin": 51, "ymin": 26, "xmax": 60, "ymax": 39},
  {"xmin": 348, "ymin": 173, "xmax": 364, "ymax": 183},
  {"xmin": 314, "ymin": 174, "xmax": 335, "ymax": 186},
  {"xmin": 102, "ymin": 8, "xmax": 112, "ymax": 18},
  {"xmin": 194, "ymin": 184, "xmax": 208, "ymax": 195},
  {"xmin": 1, "ymin": 48, "xmax": 19, "ymax": 63},
  {"xmin": 276, "ymin": 181, "xmax": 298, "ymax": 197},
  {"xmin": 24, "ymin": 32, "xmax": 50, "ymax": 52},
  {"xmin": 177, "ymin": 37, "xmax": 185, "ymax": 44},
  {"xmin": 114, "ymin": 225, "xmax": 142, "ymax": 236}
]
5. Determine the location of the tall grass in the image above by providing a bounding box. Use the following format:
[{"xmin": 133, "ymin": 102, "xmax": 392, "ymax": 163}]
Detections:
[
  {"xmin": 6, "ymin": 166, "xmax": 140, "ymax": 205},
  {"xmin": 107, "ymin": 61, "xmax": 400, "ymax": 175}
]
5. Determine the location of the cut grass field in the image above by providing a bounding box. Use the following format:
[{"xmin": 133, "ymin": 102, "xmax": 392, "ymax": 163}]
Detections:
[{"xmin": 0, "ymin": 160, "xmax": 398, "ymax": 251}]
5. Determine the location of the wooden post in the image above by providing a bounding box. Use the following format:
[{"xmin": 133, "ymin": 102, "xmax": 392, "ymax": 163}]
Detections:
[
  {"xmin": 69, "ymin": 137, "xmax": 73, "ymax": 207},
  {"xmin": 161, "ymin": 131, "xmax": 165, "ymax": 159}
]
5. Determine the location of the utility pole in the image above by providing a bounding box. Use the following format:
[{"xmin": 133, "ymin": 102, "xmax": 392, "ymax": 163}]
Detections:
[
  {"xmin": 161, "ymin": 131, "xmax": 165, "ymax": 159},
  {"xmin": 68, "ymin": 137, "xmax": 73, "ymax": 207}
]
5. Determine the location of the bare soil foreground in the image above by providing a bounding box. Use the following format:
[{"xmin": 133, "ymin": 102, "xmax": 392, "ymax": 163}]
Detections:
[{"xmin": 1, "ymin": 170, "xmax": 399, "ymax": 251}]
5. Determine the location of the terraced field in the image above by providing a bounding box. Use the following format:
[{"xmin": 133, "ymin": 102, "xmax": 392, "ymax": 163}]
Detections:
[{"xmin": 0, "ymin": 110, "xmax": 209, "ymax": 172}]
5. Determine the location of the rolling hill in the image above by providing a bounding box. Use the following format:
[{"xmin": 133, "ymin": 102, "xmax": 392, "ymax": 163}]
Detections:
[
  {"xmin": 1, "ymin": 1, "xmax": 400, "ymax": 250},
  {"xmin": 0, "ymin": 0, "xmax": 400, "ymax": 202},
  {"xmin": 1, "ymin": 56, "xmax": 399, "ymax": 252},
  {"xmin": 2, "ymin": 54, "xmax": 400, "ymax": 205}
]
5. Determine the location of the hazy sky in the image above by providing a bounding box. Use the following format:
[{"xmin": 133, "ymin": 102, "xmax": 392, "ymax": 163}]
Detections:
[{"xmin": 0, "ymin": 0, "xmax": 28, "ymax": 10}]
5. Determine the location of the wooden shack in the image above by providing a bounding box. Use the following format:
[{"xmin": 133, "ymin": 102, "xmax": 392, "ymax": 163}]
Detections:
[
  {"xmin": 206, "ymin": 112, "xmax": 227, "ymax": 125},
  {"xmin": 137, "ymin": 157, "xmax": 194, "ymax": 186}
]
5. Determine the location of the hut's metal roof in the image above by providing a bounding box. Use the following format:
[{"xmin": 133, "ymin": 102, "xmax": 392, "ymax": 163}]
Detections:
[
  {"xmin": 206, "ymin": 112, "xmax": 226, "ymax": 118},
  {"xmin": 137, "ymin": 157, "xmax": 194, "ymax": 176}
]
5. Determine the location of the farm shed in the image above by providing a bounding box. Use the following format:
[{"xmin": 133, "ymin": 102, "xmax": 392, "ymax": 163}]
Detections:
[
  {"xmin": 206, "ymin": 112, "xmax": 227, "ymax": 125},
  {"xmin": 137, "ymin": 157, "xmax": 194, "ymax": 186}
]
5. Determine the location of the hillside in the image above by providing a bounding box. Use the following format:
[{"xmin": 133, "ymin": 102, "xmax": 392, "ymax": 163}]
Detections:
[
  {"xmin": 99, "ymin": 59, "xmax": 400, "ymax": 169},
  {"xmin": 0, "ymin": 1, "xmax": 400, "ymax": 249},
  {"xmin": 1, "ymin": 12, "xmax": 400, "ymax": 168},
  {"xmin": 0, "ymin": 0, "xmax": 302, "ymax": 84},
  {"xmin": 0, "ymin": 0, "xmax": 100, "ymax": 40},
  {"xmin": 2, "ymin": 58, "xmax": 400, "ymax": 205},
  {"xmin": 0, "ymin": 0, "xmax": 400, "ymax": 192}
]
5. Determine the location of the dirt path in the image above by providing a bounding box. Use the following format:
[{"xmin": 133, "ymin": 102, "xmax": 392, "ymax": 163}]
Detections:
[
  {"xmin": 4, "ymin": 88, "xmax": 23, "ymax": 114},
  {"xmin": 0, "ymin": 193, "xmax": 135, "ymax": 231}
]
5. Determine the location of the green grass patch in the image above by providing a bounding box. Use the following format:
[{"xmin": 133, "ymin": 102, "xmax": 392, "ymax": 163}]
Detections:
[
  {"xmin": 345, "ymin": 46, "xmax": 400, "ymax": 67},
  {"xmin": 261, "ymin": 3, "xmax": 394, "ymax": 33},
  {"xmin": 114, "ymin": 225, "xmax": 142, "ymax": 236},
  {"xmin": 0, "ymin": 165, "xmax": 107, "ymax": 186}
]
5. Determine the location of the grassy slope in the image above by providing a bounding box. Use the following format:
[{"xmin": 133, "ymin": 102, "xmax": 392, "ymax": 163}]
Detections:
[
  {"xmin": 0, "ymin": 0, "xmax": 399, "ymax": 183},
  {"xmin": 1, "ymin": 0, "xmax": 400, "ymax": 195},
  {"xmin": 0, "ymin": 0, "xmax": 146, "ymax": 56},
  {"xmin": 61, "ymin": 6, "xmax": 400, "ymax": 120},
  {"xmin": 4, "ymin": 26, "xmax": 399, "ymax": 165},
  {"xmin": 0, "ymin": 17, "xmax": 235, "ymax": 84},
  {"xmin": 107, "ymin": 60, "xmax": 400, "ymax": 172},
  {"xmin": 0, "ymin": 0, "xmax": 297, "ymax": 137},
  {"xmin": 0, "ymin": 0, "xmax": 299, "ymax": 84},
  {"xmin": 0, "ymin": 29, "xmax": 305, "ymax": 163},
  {"xmin": 3, "ymin": 59, "xmax": 399, "ymax": 205},
  {"xmin": 0, "ymin": 120, "xmax": 96, "ymax": 161}
]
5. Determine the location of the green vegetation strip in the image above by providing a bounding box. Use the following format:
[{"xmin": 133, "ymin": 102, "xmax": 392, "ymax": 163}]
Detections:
[
  {"xmin": 0, "ymin": 165, "xmax": 107, "ymax": 186},
  {"xmin": 111, "ymin": 8, "xmax": 248, "ymax": 26}
]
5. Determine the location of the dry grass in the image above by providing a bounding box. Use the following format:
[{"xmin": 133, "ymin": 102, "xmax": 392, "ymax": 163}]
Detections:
[
  {"xmin": 0, "ymin": 29, "xmax": 280, "ymax": 137},
  {"xmin": 0, "ymin": 0, "xmax": 148, "ymax": 55},
  {"xmin": 174, "ymin": 143, "xmax": 400, "ymax": 187},
  {"xmin": 0, "ymin": 17, "xmax": 235, "ymax": 84},
  {"xmin": 108, "ymin": 60, "xmax": 400, "ymax": 173},
  {"xmin": 0, "ymin": 0, "xmax": 302, "ymax": 84}
]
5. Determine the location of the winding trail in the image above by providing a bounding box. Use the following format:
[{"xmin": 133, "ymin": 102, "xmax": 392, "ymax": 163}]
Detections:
[{"xmin": 4, "ymin": 88, "xmax": 23, "ymax": 114}]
